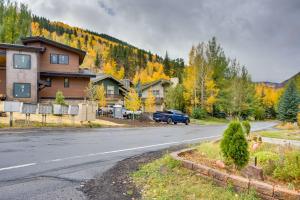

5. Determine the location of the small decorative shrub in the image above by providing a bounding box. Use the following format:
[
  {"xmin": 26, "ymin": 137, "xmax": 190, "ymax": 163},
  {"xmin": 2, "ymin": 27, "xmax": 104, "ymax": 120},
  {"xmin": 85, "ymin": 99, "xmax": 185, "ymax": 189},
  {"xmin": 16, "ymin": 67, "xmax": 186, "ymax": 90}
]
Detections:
[
  {"xmin": 258, "ymin": 136, "xmax": 262, "ymax": 143},
  {"xmin": 254, "ymin": 151, "xmax": 280, "ymax": 175},
  {"xmin": 55, "ymin": 91, "xmax": 67, "ymax": 105},
  {"xmin": 220, "ymin": 121, "xmax": 249, "ymax": 169},
  {"xmin": 241, "ymin": 121, "xmax": 251, "ymax": 136},
  {"xmin": 191, "ymin": 107, "xmax": 207, "ymax": 119}
]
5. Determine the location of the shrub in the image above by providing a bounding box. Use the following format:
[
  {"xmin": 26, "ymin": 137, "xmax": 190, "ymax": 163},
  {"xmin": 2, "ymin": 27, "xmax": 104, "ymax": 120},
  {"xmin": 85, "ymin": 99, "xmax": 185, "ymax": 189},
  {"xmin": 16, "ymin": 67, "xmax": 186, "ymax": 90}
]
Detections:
[
  {"xmin": 297, "ymin": 113, "xmax": 300, "ymax": 127},
  {"xmin": 220, "ymin": 121, "xmax": 249, "ymax": 169},
  {"xmin": 55, "ymin": 91, "xmax": 66, "ymax": 105},
  {"xmin": 192, "ymin": 107, "xmax": 207, "ymax": 119},
  {"xmin": 242, "ymin": 121, "xmax": 251, "ymax": 136},
  {"xmin": 254, "ymin": 151, "xmax": 280, "ymax": 175},
  {"xmin": 273, "ymin": 151, "xmax": 300, "ymax": 182}
]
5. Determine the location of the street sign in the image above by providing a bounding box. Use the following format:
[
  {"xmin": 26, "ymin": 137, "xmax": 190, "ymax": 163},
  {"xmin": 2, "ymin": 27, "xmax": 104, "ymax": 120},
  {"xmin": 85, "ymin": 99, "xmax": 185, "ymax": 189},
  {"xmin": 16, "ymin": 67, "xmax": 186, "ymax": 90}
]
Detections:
[
  {"xmin": 53, "ymin": 104, "xmax": 62, "ymax": 115},
  {"xmin": 68, "ymin": 105, "xmax": 79, "ymax": 115},
  {"xmin": 22, "ymin": 103, "xmax": 37, "ymax": 114},
  {"xmin": 4, "ymin": 101, "xmax": 21, "ymax": 112},
  {"xmin": 38, "ymin": 104, "xmax": 52, "ymax": 114},
  {"xmin": 61, "ymin": 105, "xmax": 69, "ymax": 115}
]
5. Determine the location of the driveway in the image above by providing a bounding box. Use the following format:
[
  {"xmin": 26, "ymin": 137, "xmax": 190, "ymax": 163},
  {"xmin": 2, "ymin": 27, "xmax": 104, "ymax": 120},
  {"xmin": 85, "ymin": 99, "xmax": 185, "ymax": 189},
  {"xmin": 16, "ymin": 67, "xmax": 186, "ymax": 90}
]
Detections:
[{"xmin": 0, "ymin": 121, "xmax": 276, "ymax": 200}]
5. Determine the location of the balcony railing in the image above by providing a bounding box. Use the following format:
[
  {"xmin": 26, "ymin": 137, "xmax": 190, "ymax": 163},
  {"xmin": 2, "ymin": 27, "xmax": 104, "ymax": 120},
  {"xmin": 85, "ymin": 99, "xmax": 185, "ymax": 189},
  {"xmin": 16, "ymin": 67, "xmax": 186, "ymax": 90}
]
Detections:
[{"xmin": 106, "ymin": 94, "xmax": 122, "ymax": 99}]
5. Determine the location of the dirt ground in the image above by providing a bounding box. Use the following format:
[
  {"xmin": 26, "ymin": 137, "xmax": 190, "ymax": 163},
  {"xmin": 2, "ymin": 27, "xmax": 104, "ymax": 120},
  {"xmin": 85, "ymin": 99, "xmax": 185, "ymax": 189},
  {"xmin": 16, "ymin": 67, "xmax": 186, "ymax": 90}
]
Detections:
[
  {"xmin": 98, "ymin": 116, "xmax": 168, "ymax": 127},
  {"xmin": 82, "ymin": 145, "xmax": 187, "ymax": 200}
]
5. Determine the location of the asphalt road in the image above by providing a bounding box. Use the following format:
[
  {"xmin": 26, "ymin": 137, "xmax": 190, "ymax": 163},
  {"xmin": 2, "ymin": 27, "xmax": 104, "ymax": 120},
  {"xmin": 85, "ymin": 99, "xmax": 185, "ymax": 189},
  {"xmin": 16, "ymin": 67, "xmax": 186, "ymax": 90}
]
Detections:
[{"xmin": 0, "ymin": 121, "xmax": 276, "ymax": 200}]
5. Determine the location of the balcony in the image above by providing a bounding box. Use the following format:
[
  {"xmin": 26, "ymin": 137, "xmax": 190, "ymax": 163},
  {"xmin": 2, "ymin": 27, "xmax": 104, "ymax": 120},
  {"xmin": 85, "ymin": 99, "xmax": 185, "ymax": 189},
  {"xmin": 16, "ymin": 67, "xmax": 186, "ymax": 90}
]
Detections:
[{"xmin": 106, "ymin": 94, "xmax": 123, "ymax": 100}]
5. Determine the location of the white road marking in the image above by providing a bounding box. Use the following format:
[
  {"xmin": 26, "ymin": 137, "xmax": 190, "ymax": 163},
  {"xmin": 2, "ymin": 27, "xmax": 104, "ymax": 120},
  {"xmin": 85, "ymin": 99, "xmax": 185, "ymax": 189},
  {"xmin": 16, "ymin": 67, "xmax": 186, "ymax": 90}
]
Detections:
[
  {"xmin": 0, "ymin": 135, "xmax": 220, "ymax": 172},
  {"xmin": 0, "ymin": 163, "xmax": 36, "ymax": 172}
]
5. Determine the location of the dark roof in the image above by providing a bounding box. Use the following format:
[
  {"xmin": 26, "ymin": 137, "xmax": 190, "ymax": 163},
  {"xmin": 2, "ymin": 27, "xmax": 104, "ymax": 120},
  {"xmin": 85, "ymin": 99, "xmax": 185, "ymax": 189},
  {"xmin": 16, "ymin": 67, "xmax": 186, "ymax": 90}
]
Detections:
[
  {"xmin": 40, "ymin": 71, "xmax": 96, "ymax": 78},
  {"xmin": 0, "ymin": 43, "xmax": 45, "ymax": 52},
  {"xmin": 21, "ymin": 36, "xmax": 86, "ymax": 65},
  {"xmin": 92, "ymin": 73, "xmax": 129, "ymax": 92},
  {"xmin": 141, "ymin": 79, "xmax": 172, "ymax": 91}
]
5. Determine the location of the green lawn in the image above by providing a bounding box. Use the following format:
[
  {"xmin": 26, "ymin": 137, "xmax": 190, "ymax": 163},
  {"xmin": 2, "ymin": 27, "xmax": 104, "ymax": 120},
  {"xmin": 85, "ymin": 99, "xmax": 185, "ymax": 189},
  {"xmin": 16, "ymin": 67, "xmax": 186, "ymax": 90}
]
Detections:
[
  {"xmin": 132, "ymin": 155, "xmax": 258, "ymax": 200},
  {"xmin": 191, "ymin": 117, "xmax": 229, "ymax": 125},
  {"xmin": 256, "ymin": 130, "xmax": 300, "ymax": 141}
]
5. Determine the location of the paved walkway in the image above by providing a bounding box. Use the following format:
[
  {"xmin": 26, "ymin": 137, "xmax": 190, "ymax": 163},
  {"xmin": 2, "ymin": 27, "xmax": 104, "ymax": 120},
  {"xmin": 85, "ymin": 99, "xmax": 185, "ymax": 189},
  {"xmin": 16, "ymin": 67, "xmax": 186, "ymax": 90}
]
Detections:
[{"xmin": 262, "ymin": 137, "xmax": 300, "ymax": 147}]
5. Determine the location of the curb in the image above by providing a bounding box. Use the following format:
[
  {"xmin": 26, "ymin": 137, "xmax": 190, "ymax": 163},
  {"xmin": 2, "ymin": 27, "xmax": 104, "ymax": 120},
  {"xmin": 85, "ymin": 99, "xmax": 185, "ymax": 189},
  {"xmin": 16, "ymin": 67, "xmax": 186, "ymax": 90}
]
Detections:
[{"xmin": 170, "ymin": 148, "xmax": 300, "ymax": 200}]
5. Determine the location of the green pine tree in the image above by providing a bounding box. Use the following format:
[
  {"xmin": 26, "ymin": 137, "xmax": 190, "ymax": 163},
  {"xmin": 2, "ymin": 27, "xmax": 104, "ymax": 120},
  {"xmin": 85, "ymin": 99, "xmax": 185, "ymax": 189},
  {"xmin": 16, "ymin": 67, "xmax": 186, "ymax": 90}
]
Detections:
[{"xmin": 278, "ymin": 81, "xmax": 299, "ymax": 122}]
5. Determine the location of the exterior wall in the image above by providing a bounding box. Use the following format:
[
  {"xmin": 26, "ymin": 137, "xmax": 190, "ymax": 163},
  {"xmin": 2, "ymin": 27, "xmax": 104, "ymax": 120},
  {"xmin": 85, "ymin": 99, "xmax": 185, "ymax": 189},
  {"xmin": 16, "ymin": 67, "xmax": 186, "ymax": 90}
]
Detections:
[
  {"xmin": 0, "ymin": 69, "xmax": 5, "ymax": 97},
  {"xmin": 6, "ymin": 50, "xmax": 38, "ymax": 103},
  {"xmin": 141, "ymin": 83, "xmax": 165, "ymax": 98},
  {"xmin": 28, "ymin": 42, "xmax": 80, "ymax": 73},
  {"xmin": 39, "ymin": 76, "xmax": 90, "ymax": 99}
]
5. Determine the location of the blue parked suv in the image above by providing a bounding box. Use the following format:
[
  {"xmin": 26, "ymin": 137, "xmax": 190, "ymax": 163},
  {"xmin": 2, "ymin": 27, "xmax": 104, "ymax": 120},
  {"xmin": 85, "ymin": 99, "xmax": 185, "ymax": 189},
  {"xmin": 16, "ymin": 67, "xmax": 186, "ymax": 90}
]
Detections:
[{"xmin": 153, "ymin": 110, "xmax": 190, "ymax": 125}]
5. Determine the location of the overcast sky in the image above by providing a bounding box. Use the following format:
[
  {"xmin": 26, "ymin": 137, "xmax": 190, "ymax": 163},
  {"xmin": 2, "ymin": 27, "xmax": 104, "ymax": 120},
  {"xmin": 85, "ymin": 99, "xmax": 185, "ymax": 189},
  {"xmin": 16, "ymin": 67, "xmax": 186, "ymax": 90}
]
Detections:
[{"xmin": 17, "ymin": 0, "xmax": 300, "ymax": 82}]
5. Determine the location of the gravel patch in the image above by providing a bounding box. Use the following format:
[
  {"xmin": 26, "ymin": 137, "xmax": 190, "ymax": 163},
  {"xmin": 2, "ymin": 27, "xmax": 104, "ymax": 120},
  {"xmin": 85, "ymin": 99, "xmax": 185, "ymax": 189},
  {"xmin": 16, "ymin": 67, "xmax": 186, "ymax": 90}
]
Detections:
[{"xmin": 82, "ymin": 145, "xmax": 188, "ymax": 200}]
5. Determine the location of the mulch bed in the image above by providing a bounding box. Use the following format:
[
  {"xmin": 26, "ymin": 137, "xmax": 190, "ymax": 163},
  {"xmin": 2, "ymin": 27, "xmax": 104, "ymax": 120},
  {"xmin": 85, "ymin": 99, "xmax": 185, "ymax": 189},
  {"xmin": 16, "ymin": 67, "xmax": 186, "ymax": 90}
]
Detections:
[{"xmin": 81, "ymin": 145, "xmax": 187, "ymax": 200}]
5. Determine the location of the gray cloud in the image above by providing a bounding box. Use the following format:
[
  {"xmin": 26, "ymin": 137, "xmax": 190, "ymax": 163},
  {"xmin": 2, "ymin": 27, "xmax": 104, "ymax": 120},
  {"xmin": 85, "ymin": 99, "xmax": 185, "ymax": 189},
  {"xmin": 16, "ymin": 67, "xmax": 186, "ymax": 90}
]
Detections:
[{"xmin": 18, "ymin": 0, "xmax": 300, "ymax": 82}]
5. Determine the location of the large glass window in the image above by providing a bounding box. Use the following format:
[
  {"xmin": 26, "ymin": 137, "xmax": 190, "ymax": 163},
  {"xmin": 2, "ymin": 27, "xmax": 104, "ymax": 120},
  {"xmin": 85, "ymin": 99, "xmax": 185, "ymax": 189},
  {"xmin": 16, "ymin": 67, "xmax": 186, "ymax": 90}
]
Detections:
[
  {"xmin": 13, "ymin": 83, "xmax": 31, "ymax": 98},
  {"xmin": 50, "ymin": 54, "xmax": 69, "ymax": 65},
  {"xmin": 13, "ymin": 54, "xmax": 31, "ymax": 69},
  {"xmin": 107, "ymin": 85, "xmax": 114, "ymax": 95}
]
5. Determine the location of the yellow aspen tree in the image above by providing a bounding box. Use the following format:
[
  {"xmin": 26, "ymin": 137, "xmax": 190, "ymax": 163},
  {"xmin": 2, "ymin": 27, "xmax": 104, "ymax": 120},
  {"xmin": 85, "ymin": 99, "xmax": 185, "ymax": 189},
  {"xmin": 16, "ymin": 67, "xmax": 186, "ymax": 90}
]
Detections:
[
  {"xmin": 205, "ymin": 73, "xmax": 219, "ymax": 113},
  {"xmin": 144, "ymin": 90, "xmax": 156, "ymax": 113},
  {"xmin": 125, "ymin": 88, "xmax": 141, "ymax": 120},
  {"xmin": 95, "ymin": 84, "xmax": 107, "ymax": 108}
]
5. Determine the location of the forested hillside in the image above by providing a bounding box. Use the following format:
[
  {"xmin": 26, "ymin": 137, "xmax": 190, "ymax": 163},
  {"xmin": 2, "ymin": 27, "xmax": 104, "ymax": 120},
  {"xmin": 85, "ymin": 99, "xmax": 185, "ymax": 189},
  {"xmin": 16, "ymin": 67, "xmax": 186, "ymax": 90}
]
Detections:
[{"xmin": 31, "ymin": 16, "xmax": 184, "ymax": 80}]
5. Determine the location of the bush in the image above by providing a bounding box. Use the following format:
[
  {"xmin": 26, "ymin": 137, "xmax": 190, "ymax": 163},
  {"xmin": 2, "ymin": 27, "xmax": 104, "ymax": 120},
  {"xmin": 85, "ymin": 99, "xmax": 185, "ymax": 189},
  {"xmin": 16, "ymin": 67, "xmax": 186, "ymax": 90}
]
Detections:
[
  {"xmin": 297, "ymin": 113, "xmax": 300, "ymax": 127},
  {"xmin": 254, "ymin": 151, "xmax": 280, "ymax": 175},
  {"xmin": 242, "ymin": 121, "xmax": 251, "ymax": 136},
  {"xmin": 273, "ymin": 151, "xmax": 300, "ymax": 182},
  {"xmin": 55, "ymin": 91, "xmax": 66, "ymax": 105},
  {"xmin": 192, "ymin": 107, "xmax": 207, "ymax": 119},
  {"xmin": 220, "ymin": 121, "xmax": 249, "ymax": 169}
]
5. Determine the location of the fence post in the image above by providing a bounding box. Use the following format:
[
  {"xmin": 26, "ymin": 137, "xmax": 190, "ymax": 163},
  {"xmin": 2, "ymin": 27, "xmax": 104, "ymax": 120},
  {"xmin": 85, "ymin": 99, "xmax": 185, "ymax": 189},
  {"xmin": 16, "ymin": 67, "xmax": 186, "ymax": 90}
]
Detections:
[{"xmin": 9, "ymin": 112, "xmax": 13, "ymax": 127}]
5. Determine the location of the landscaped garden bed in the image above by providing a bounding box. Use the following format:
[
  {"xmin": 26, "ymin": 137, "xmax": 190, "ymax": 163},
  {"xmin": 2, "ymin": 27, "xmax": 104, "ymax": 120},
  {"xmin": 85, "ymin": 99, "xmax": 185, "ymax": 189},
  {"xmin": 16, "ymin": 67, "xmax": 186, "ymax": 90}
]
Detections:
[{"xmin": 171, "ymin": 121, "xmax": 300, "ymax": 199}]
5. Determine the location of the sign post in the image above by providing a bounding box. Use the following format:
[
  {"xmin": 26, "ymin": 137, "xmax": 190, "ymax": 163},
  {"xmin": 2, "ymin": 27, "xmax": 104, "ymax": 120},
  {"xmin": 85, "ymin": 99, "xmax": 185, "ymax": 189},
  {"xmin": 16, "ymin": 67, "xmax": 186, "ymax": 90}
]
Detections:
[
  {"xmin": 38, "ymin": 104, "xmax": 52, "ymax": 125},
  {"xmin": 4, "ymin": 101, "xmax": 21, "ymax": 127}
]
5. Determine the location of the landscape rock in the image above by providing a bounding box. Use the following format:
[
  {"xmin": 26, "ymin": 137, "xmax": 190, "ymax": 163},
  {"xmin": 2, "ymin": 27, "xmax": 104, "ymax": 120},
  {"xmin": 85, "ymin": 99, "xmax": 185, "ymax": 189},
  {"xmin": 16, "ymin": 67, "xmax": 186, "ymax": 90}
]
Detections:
[{"xmin": 241, "ymin": 165, "xmax": 264, "ymax": 180}]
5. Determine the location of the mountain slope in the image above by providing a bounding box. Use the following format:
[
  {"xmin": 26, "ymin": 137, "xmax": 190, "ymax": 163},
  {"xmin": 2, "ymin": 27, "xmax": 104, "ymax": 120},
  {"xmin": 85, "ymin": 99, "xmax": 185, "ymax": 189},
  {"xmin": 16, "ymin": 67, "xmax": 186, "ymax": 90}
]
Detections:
[{"xmin": 31, "ymin": 16, "xmax": 184, "ymax": 79}]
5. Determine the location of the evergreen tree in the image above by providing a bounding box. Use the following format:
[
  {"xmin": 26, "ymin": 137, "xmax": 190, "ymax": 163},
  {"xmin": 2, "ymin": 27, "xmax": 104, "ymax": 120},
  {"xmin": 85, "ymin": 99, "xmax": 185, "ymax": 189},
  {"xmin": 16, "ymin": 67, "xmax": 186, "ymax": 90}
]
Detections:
[
  {"xmin": 278, "ymin": 81, "xmax": 299, "ymax": 122},
  {"xmin": 163, "ymin": 51, "xmax": 171, "ymax": 76},
  {"xmin": 94, "ymin": 51, "xmax": 101, "ymax": 68}
]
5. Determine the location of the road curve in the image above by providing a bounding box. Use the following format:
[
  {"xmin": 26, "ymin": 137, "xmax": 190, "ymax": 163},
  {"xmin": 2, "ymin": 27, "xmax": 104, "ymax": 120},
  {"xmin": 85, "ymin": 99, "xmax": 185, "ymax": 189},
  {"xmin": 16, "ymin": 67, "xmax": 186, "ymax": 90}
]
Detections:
[{"xmin": 0, "ymin": 121, "xmax": 276, "ymax": 200}]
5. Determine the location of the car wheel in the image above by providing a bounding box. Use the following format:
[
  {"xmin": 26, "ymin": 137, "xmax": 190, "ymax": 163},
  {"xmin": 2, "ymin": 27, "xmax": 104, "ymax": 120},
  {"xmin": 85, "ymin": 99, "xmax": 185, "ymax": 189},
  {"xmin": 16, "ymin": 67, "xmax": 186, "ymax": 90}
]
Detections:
[
  {"xmin": 167, "ymin": 118, "xmax": 172, "ymax": 124},
  {"xmin": 185, "ymin": 120, "xmax": 189, "ymax": 125},
  {"xmin": 155, "ymin": 120, "xmax": 159, "ymax": 123},
  {"xmin": 174, "ymin": 122, "xmax": 177, "ymax": 125}
]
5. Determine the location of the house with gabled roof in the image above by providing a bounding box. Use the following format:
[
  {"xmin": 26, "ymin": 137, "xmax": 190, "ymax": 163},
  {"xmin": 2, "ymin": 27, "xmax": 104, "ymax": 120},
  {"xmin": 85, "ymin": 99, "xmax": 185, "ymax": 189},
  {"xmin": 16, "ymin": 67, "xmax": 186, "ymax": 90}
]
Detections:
[
  {"xmin": 92, "ymin": 73, "xmax": 129, "ymax": 106},
  {"xmin": 0, "ymin": 36, "xmax": 96, "ymax": 104},
  {"xmin": 140, "ymin": 79, "xmax": 172, "ymax": 111}
]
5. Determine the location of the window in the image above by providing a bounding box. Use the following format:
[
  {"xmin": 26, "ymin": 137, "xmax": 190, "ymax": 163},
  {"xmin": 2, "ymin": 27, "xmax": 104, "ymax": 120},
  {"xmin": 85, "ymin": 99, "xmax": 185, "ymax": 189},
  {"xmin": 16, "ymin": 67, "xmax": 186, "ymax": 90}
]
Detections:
[
  {"xmin": 59, "ymin": 55, "xmax": 69, "ymax": 64},
  {"xmin": 64, "ymin": 78, "xmax": 69, "ymax": 88},
  {"xmin": 13, "ymin": 83, "xmax": 31, "ymax": 98},
  {"xmin": 46, "ymin": 77, "xmax": 51, "ymax": 87},
  {"xmin": 107, "ymin": 85, "xmax": 114, "ymax": 95},
  {"xmin": 13, "ymin": 54, "xmax": 31, "ymax": 69},
  {"xmin": 50, "ymin": 54, "xmax": 69, "ymax": 65},
  {"xmin": 152, "ymin": 90, "xmax": 160, "ymax": 97}
]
